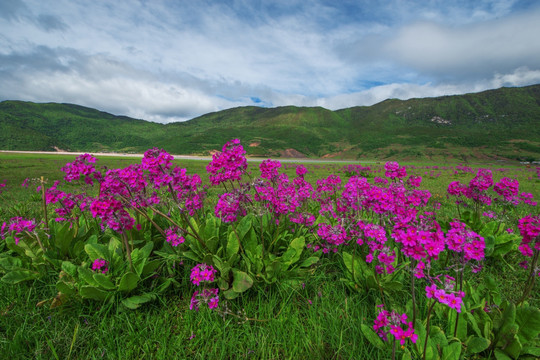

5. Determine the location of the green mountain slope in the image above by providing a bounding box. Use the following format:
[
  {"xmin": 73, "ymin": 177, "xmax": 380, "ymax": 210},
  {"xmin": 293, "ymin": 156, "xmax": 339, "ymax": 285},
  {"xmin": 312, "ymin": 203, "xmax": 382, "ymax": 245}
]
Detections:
[{"xmin": 1, "ymin": 84, "xmax": 539, "ymax": 161}]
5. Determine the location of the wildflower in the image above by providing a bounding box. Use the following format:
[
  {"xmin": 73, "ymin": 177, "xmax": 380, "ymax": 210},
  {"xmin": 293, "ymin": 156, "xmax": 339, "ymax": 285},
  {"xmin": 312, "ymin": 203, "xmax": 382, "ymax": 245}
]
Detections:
[
  {"xmin": 91, "ymin": 258, "xmax": 109, "ymax": 274},
  {"xmin": 190, "ymin": 264, "xmax": 217, "ymax": 286},
  {"xmin": 165, "ymin": 227, "xmax": 185, "ymax": 247},
  {"xmin": 190, "ymin": 288, "xmax": 219, "ymax": 311}
]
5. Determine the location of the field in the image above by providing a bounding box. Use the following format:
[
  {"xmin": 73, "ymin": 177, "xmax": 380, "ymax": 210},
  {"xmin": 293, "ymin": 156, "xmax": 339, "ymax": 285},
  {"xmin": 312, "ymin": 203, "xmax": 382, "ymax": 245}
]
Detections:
[{"xmin": 0, "ymin": 147, "xmax": 539, "ymax": 359}]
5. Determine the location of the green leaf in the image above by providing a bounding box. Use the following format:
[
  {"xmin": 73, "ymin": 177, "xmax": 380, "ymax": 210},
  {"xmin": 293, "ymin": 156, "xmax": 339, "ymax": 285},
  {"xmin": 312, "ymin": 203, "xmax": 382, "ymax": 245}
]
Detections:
[
  {"xmin": 466, "ymin": 312, "xmax": 483, "ymax": 337},
  {"xmin": 429, "ymin": 326, "xmax": 448, "ymax": 347},
  {"xmin": 79, "ymin": 286, "xmax": 109, "ymax": 301},
  {"xmin": 515, "ymin": 306, "xmax": 540, "ymax": 345},
  {"xmin": 498, "ymin": 303, "xmax": 516, "ymax": 337},
  {"xmin": 1, "ymin": 269, "xmax": 39, "ymax": 284},
  {"xmin": 521, "ymin": 345, "xmax": 540, "ymax": 357},
  {"xmin": 189, "ymin": 217, "xmax": 199, "ymax": 234},
  {"xmin": 381, "ymin": 281, "xmax": 403, "ymax": 291},
  {"xmin": 78, "ymin": 267, "xmax": 99, "ymax": 287},
  {"xmin": 223, "ymin": 288, "xmax": 240, "ymax": 300},
  {"xmin": 121, "ymin": 294, "xmax": 156, "ymax": 309},
  {"xmin": 502, "ymin": 334, "xmax": 522, "ymax": 359},
  {"xmin": 141, "ymin": 259, "xmax": 161, "ymax": 277},
  {"xmin": 236, "ymin": 214, "xmax": 253, "ymax": 240},
  {"xmin": 93, "ymin": 273, "xmax": 115, "ymax": 290},
  {"xmin": 182, "ymin": 251, "xmax": 201, "ymax": 263},
  {"xmin": 56, "ymin": 281, "xmax": 76, "ymax": 296},
  {"xmin": 53, "ymin": 221, "xmax": 75, "ymax": 254},
  {"xmin": 466, "ymin": 336, "xmax": 490, "ymax": 354},
  {"xmin": 442, "ymin": 341, "xmax": 462, "ymax": 360},
  {"xmin": 61, "ymin": 261, "xmax": 78, "ymax": 278},
  {"xmin": 494, "ymin": 349, "xmax": 512, "ymax": 360},
  {"xmin": 84, "ymin": 243, "xmax": 109, "ymax": 261},
  {"xmin": 360, "ymin": 324, "xmax": 385, "ymax": 350},
  {"xmin": 299, "ymin": 256, "xmax": 319, "ymax": 268},
  {"xmin": 448, "ymin": 310, "xmax": 467, "ymax": 341},
  {"xmin": 226, "ymin": 232, "xmax": 240, "ymax": 260},
  {"xmin": 0, "ymin": 256, "xmax": 22, "ymax": 271},
  {"xmin": 231, "ymin": 270, "xmax": 253, "ymax": 293},
  {"xmin": 281, "ymin": 236, "xmax": 304, "ymax": 266},
  {"xmin": 118, "ymin": 272, "xmax": 139, "ymax": 292}
]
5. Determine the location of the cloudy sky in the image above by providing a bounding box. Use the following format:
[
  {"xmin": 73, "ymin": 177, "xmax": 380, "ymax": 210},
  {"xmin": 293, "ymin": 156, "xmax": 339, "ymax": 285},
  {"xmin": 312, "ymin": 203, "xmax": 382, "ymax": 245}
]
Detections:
[{"xmin": 1, "ymin": 0, "xmax": 540, "ymax": 123}]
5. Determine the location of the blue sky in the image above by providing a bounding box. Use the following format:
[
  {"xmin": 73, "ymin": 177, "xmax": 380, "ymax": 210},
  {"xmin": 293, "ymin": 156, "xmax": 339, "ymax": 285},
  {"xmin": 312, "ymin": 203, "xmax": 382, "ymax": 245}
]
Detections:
[{"xmin": 1, "ymin": 0, "xmax": 540, "ymax": 123}]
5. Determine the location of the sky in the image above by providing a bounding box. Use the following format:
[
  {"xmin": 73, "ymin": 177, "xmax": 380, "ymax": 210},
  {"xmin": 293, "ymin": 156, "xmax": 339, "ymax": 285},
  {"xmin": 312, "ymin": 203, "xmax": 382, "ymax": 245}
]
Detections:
[{"xmin": 1, "ymin": 0, "xmax": 540, "ymax": 123}]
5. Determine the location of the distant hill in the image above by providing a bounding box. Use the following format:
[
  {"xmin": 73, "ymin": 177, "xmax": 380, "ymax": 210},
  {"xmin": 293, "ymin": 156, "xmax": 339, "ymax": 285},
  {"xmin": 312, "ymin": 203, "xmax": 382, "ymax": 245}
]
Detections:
[{"xmin": 1, "ymin": 84, "xmax": 539, "ymax": 161}]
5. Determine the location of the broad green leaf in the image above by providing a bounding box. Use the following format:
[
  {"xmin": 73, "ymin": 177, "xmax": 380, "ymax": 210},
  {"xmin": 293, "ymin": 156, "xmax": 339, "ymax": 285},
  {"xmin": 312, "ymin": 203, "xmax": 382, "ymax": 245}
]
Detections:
[
  {"xmin": 466, "ymin": 336, "xmax": 490, "ymax": 354},
  {"xmin": 223, "ymin": 288, "xmax": 240, "ymax": 300},
  {"xmin": 226, "ymin": 232, "xmax": 240, "ymax": 260},
  {"xmin": 142, "ymin": 259, "xmax": 161, "ymax": 277},
  {"xmin": 448, "ymin": 311, "xmax": 467, "ymax": 341},
  {"xmin": 121, "ymin": 294, "xmax": 156, "ymax": 309},
  {"xmin": 281, "ymin": 237, "xmax": 304, "ymax": 266},
  {"xmin": 84, "ymin": 243, "xmax": 109, "ymax": 262},
  {"xmin": 381, "ymin": 281, "xmax": 403, "ymax": 291},
  {"xmin": 360, "ymin": 324, "xmax": 385, "ymax": 350},
  {"xmin": 466, "ymin": 312, "xmax": 483, "ymax": 337},
  {"xmin": 299, "ymin": 256, "xmax": 319, "ymax": 268},
  {"xmin": 182, "ymin": 251, "xmax": 201, "ymax": 263},
  {"xmin": 484, "ymin": 235, "xmax": 495, "ymax": 256},
  {"xmin": 493, "ymin": 349, "xmax": 512, "ymax": 360},
  {"xmin": 0, "ymin": 256, "xmax": 22, "ymax": 270},
  {"xmin": 189, "ymin": 217, "xmax": 199, "ymax": 233},
  {"xmin": 515, "ymin": 306, "xmax": 540, "ymax": 345},
  {"xmin": 442, "ymin": 341, "xmax": 462, "ymax": 360},
  {"xmin": 56, "ymin": 281, "xmax": 76, "ymax": 295},
  {"xmin": 79, "ymin": 286, "xmax": 109, "ymax": 301},
  {"xmin": 236, "ymin": 214, "xmax": 253, "ymax": 240},
  {"xmin": 1, "ymin": 269, "xmax": 39, "ymax": 284},
  {"xmin": 498, "ymin": 303, "xmax": 516, "ymax": 337},
  {"xmin": 203, "ymin": 216, "xmax": 218, "ymax": 241},
  {"xmin": 231, "ymin": 270, "xmax": 253, "ymax": 293},
  {"xmin": 118, "ymin": 272, "xmax": 139, "ymax": 292},
  {"xmin": 521, "ymin": 345, "xmax": 540, "ymax": 357},
  {"xmin": 61, "ymin": 261, "xmax": 78, "ymax": 278},
  {"xmin": 502, "ymin": 334, "xmax": 522, "ymax": 359},
  {"xmin": 429, "ymin": 326, "xmax": 448, "ymax": 347},
  {"xmin": 78, "ymin": 267, "xmax": 100, "ymax": 287},
  {"xmin": 93, "ymin": 273, "xmax": 115, "ymax": 290}
]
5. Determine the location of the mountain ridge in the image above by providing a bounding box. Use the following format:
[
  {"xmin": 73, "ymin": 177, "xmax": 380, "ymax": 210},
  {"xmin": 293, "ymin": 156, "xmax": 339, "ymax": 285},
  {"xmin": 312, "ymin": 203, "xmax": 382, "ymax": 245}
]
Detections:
[{"xmin": 1, "ymin": 84, "xmax": 539, "ymax": 161}]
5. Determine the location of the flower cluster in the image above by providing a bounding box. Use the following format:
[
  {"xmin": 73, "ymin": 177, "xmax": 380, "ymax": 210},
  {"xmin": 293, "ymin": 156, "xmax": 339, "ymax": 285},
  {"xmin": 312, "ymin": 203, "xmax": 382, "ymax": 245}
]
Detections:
[
  {"xmin": 165, "ymin": 227, "xmax": 185, "ymax": 247},
  {"xmin": 446, "ymin": 221, "xmax": 485, "ymax": 262},
  {"xmin": 61, "ymin": 153, "xmax": 99, "ymax": 185},
  {"xmin": 384, "ymin": 161, "xmax": 407, "ymax": 180},
  {"xmin": 190, "ymin": 264, "xmax": 219, "ymax": 311},
  {"xmin": 0, "ymin": 217, "xmax": 38, "ymax": 244},
  {"xmin": 373, "ymin": 307, "xmax": 417, "ymax": 345},
  {"xmin": 206, "ymin": 139, "xmax": 247, "ymax": 185},
  {"xmin": 447, "ymin": 168, "xmax": 493, "ymax": 205},
  {"xmin": 425, "ymin": 276, "xmax": 465, "ymax": 312},
  {"xmin": 190, "ymin": 288, "xmax": 219, "ymax": 311},
  {"xmin": 190, "ymin": 264, "xmax": 217, "ymax": 286},
  {"xmin": 91, "ymin": 258, "xmax": 109, "ymax": 274},
  {"xmin": 517, "ymin": 215, "xmax": 539, "ymax": 258}
]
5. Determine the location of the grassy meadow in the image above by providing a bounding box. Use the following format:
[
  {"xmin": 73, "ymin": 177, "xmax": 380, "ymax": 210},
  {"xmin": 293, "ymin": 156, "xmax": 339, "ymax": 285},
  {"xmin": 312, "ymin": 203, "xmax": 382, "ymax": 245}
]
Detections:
[{"xmin": 0, "ymin": 152, "xmax": 539, "ymax": 359}]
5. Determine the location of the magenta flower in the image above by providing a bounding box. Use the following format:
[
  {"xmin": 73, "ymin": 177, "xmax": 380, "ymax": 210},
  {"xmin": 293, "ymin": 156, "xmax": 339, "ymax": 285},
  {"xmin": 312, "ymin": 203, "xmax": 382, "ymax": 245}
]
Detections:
[
  {"xmin": 190, "ymin": 288, "xmax": 219, "ymax": 311},
  {"xmin": 206, "ymin": 139, "xmax": 247, "ymax": 185},
  {"xmin": 190, "ymin": 264, "xmax": 217, "ymax": 286},
  {"xmin": 91, "ymin": 258, "xmax": 109, "ymax": 274}
]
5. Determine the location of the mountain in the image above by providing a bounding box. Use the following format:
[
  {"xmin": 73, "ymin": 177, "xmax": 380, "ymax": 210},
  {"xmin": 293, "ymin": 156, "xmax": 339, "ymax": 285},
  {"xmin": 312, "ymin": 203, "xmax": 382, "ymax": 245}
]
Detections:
[{"xmin": 1, "ymin": 84, "xmax": 539, "ymax": 161}]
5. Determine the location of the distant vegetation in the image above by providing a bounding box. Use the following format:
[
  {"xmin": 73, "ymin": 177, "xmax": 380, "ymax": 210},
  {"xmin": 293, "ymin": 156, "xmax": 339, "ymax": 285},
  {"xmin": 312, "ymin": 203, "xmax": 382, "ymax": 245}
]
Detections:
[{"xmin": 1, "ymin": 84, "xmax": 539, "ymax": 161}]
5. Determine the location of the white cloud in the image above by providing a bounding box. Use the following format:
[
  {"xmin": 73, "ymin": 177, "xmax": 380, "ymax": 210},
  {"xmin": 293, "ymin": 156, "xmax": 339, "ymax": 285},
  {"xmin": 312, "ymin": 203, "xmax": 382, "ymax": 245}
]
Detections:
[{"xmin": 0, "ymin": 0, "xmax": 539, "ymax": 123}]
